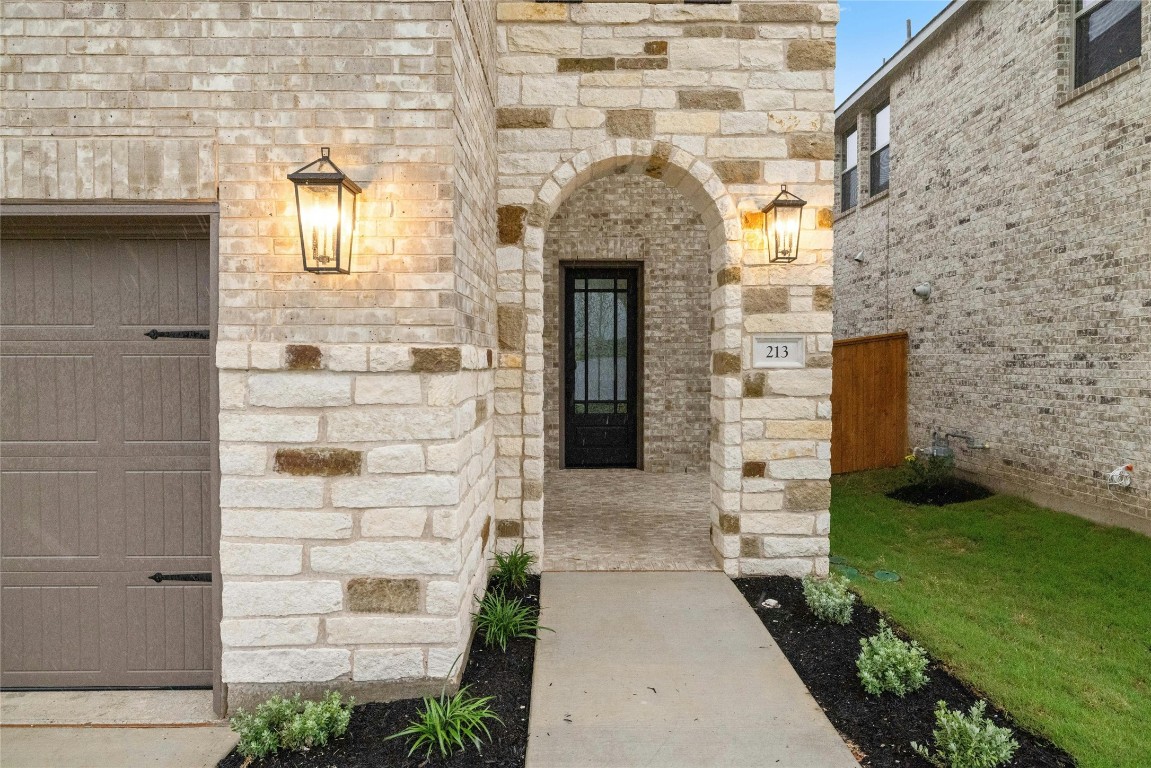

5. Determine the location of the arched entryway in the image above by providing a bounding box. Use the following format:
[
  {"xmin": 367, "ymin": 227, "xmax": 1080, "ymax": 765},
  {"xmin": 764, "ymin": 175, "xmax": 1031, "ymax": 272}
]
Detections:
[{"xmin": 495, "ymin": 140, "xmax": 746, "ymax": 573}]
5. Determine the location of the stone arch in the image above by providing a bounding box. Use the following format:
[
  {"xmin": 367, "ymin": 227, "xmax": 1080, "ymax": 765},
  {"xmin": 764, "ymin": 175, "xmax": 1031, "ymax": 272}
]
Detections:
[{"xmin": 504, "ymin": 139, "xmax": 745, "ymax": 572}]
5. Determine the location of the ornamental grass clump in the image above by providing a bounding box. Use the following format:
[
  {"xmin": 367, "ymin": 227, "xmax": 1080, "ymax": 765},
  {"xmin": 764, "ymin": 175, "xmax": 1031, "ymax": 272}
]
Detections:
[
  {"xmin": 472, "ymin": 590, "xmax": 550, "ymax": 651},
  {"xmin": 856, "ymin": 619, "xmax": 930, "ymax": 696},
  {"xmin": 388, "ymin": 685, "xmax": 502, "ymax": 760},
  {"xmin": 490, "ymin": 544, "xmax": 535, "ymax": 594},
  {"xmin": 802, "ymin": 572, "xmax": 857, "ymax": 625},
  {"xmin": 912, "ymin": 700, "xmax": 1019, "ymax": 768},
  {"xmin": 230, "ymin": 691, "xmax": 353, "ymax": 760}
]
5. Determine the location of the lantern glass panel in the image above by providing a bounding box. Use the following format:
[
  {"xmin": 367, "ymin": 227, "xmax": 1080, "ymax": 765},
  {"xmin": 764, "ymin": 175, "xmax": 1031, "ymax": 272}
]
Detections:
[
  {"xmin": 297, "ymin": 183, "xmax": 353, "ymax": 272},
  {"xmin": 766, "ymin": 204, "xmax": 802, "ymax": 263}
]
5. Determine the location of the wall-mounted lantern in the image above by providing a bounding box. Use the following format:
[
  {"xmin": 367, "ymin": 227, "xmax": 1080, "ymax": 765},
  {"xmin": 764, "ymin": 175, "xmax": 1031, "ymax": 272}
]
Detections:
[
  {"xmin": 761, "ymin": 185, "xmax": 807, "ymax": 264},
  {"xmin": 288, "ymin": 147, "xmax": 361, "ymax": 274}
]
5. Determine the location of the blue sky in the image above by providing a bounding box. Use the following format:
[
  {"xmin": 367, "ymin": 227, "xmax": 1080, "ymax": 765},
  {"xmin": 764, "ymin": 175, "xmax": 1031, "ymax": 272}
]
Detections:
[{"xmin": 835, "ymin": 0, "xmax": 951, "ymax": 105}]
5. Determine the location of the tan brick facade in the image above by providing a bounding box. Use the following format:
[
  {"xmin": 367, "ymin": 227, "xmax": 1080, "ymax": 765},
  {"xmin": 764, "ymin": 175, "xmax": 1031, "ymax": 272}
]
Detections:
[
  {"xmin": 833, "ymin": 1, "xmax": 1150, "ymax": 532},
  {"xmin": 1, "ymin": 0, "xmax": 836, "ymax": 707}
]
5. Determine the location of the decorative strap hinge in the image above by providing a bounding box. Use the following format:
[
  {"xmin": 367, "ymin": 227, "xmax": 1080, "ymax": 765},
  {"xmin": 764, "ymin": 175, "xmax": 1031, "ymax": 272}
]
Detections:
[
  {"xmin": 145, "ymin": 329, "xmax": 209, "ymax": 340},
  {"xmin": 148, "ymin": 572, "xmax": 212, "ymax": 583}
]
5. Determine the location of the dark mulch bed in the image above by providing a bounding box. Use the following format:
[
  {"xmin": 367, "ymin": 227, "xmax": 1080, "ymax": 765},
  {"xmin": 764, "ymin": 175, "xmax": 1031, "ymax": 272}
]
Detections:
[
  {"xmin": 218, "ymin": 575, "xmax": 539, "ymax": 768},
  {"xmin": 734, "ymin": 577, "xmax": 1076, "ymax": 768},
  {"xmin": 887, "ymin": 477, "xmax": 994, "ymax": 506}
]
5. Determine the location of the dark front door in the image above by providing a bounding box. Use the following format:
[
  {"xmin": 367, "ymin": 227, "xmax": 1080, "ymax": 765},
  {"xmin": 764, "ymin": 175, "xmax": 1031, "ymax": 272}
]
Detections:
[{"xmin": 564, "ymin": 267, "xmax": 639, "ymax": 468}]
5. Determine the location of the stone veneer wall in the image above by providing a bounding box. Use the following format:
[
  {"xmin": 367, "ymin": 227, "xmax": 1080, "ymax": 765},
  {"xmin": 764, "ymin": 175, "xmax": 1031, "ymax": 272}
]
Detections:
[
  {"xmin": 492, "ymin": 1, "xmax": 838, "ymax": 576},
  {"xmin": 543, "ymin": 172, "xmax": 710, "ymax": 473},
  {"xmin": 833, "ymin": 1, "xmax": 1150, "ymax": 532},
  {"xmin": 1, "ymin": 0, "xmax": 499, "ymax": 710}
]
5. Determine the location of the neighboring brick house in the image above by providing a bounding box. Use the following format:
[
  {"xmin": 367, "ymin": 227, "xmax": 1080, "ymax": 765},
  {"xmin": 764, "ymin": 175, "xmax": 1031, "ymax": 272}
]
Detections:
[
  {"xmin": 0, "ymin": 0, "xmax": 836, "ymax": 713},
  {"xmin": 834, "ymin": 0, "xmax": 1150, "ymax": 533}
]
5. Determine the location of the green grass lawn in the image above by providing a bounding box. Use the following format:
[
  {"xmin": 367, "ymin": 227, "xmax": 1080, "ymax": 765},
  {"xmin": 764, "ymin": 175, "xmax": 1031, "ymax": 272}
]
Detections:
[{"xmin": 831, "ymin": 469, "xmax": 1151, "ymax": 768}]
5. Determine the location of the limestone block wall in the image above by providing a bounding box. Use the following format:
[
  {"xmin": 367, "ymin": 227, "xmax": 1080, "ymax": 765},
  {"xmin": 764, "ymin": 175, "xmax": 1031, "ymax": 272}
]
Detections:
[
  {"xmin": 492, "ymin": 1, "xmax": 838, "ymax": 576},
  {"xmin": 543, "ymin": 172, "xmax": 711, "ymax": 473},
  {"xmin": 833, "ymin": 1, "xmax": 1150, "ymax": 532},
  {"xmin": 1, "ymin": 0, "xmax": 499, "ymax": 707}
]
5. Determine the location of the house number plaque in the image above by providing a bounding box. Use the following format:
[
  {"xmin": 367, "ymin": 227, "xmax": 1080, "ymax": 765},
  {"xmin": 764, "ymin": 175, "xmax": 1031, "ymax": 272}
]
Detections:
[{"xmin": 752, "ymin": 336, "xmax": 805, "ymax": 369}]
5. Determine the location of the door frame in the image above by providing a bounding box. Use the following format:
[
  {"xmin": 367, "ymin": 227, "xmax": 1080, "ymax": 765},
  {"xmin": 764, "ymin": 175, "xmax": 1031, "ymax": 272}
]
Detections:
[
  {"xmin": 0, "ymin": 200, "xmax": 223, "ymax": 715},
  {"xmin": 558, "ymin": 261, "xmax": 644, "ymax": 470}
]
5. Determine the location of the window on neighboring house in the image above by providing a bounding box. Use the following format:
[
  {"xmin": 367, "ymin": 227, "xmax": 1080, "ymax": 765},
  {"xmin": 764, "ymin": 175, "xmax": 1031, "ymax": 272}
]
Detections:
[
  {"xmin": 870, "ymin": 105, "xmax": 890, "ymax": 195},
  {"xmin": 841, "ymin": 129, "xmax": 858, "ymax": 211},
  {"xmin": 1075, "ymin": 0, "xmax": 1142, "ymax": 88}
]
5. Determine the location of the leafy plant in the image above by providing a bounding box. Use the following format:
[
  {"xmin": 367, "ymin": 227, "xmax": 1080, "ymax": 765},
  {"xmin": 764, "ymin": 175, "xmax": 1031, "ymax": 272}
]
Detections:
[
  {"xmin": 904, "ymin": 451, "xmax": 955, "ymax": 487},
  {"xmin": 802, "ymin": 573, "xmax": 857, "ymax": 625},
  {"xmin": 473, "ymin": 590, "xmax": 551, "ymax": 651},
  {"xmin": 912, "ymin": 700, "xmax": 1019, "ymax": 768},
  {"xmin": 491, "ymin": 544, "xmax": 535, "ymax": 593},
  {"xmin": 389, "ymin": 685, "xmax": 502, "ymax": 759},
  {"xmin": 856, "ymin": 619, "xmax": 930, "ymax": 696},
  {"xmin": 230, "ymin": 691, "xmax": 353, "ymax": 759}
]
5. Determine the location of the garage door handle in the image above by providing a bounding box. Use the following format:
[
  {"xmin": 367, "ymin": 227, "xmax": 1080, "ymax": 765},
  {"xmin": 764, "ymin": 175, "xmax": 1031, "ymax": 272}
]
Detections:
[
  {"xmin": 144, "ymin": 329, "xmax": 210, "ymax": 340},
  {"xmin": 148, "ymin": 572, "xmax": 212, "ymax": 583}
]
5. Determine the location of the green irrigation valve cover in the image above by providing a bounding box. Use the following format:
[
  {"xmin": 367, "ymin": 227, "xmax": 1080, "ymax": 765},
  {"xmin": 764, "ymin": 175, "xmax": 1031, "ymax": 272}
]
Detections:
[
  {"xmin": 829, "ymin": 555, "xmax": 848, "ymax": 565},
  {"xmin": 832, "ymin": 564, "xmax": 861, "ymax": 581},
  {"xmin": 873, "ymin": 570, "xmax": 901, "ymax": 582}
]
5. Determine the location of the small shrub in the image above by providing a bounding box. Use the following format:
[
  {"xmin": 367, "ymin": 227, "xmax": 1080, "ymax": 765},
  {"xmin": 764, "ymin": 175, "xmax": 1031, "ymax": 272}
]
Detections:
[
  {"xmin": 473, "ymin": 591, "xmax": 550, "ymax": 651},
  {"xmin": 856, "ymin": 619, "xmax": 930, "ymax": 697},
  {"xmin": 904, "ymin": 451, "xmax": 955, "ymax": 487},
  {"xmin": 912, "ymin": 700, "xmax": 1019, "ymax": 768},
  {"xmin": 491, "ymin": 544, "xmax": 535, "ymax": 593},
  {"xmin": 802, "ymin": 573, "xmax": 857, "ymax": 625},
  {"xmin": 230, "ymin": 691, "xmax": 353, "ymax": 759},
  {"xmin": 388, "ymin": 685, "xmax": 502, "ymax": 759}
]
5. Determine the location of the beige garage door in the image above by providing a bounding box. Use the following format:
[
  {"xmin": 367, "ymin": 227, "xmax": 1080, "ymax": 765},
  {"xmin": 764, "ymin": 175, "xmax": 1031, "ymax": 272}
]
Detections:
[{"xmin": 1, "ymin": 216, "xmax": 214, "ymax": 688}]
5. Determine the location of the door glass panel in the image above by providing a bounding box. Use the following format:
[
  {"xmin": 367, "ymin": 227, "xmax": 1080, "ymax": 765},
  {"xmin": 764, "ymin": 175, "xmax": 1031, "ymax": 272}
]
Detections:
[
  {"xmin": 588, "ymin": 290, "xmax": 614, "ymax": 400},
  {"xmin": 574, "ymin": 403, "xmax": 585, "ymax": 414},
  {"xmin": 573, "ymin": 290, "xmax": 585, "ymax": 400},
  {"xmin": 616, "ymin": 292, "xmax": 627, "ymax": 400},
  {"xmin": 616, "ymin": 278, "xmax": 627, "ymax": 289},
  {"xmin": 588, "ymin": 278, "xmax": 614, "ymax": 289},
  {"xmin": 588, "ymin": 403, "xmax": 615, "ymax": 414},
  {"xmin": 617, "ymin": 403, "xmax": 627, "ymax": 413},
  {"xmin": 574, "ymin": 278, "xmax": 585, "ymax": 289}
]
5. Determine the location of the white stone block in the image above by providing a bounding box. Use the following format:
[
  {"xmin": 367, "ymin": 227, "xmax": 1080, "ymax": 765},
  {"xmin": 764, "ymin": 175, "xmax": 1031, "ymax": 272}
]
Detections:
[
  {"xmin": 768, "ymin": 458, "xmax": 832, "ymax": 480},
  {"xmin": 326, "ymin": 345, "xmax": 368, "ymax": 371},
  {"xmin": 325, "ymin": 408, "xmax": 455, "ymax": 442},
  {"xmin": 425, "ymin": 580, "xmax": 462, "ymax": 615},
  {"xmin": 219, "ymin": 414, "xmax": 319, "ymax": 443},
  {"xmin": 741, "ymin": 513, "xmax": 816, "ymax": 536},
  {"xmin": 222, "ymin": 581, "xmax": 343, "ymax": 617},
  {"xmin": 222, "ymin": 649, "xmax": 350, "ymax": 683},
  {"xmin": 739, "ymin": 557, "xmax": 815, "ymax": 577},
  {"xmin": 670, "ymin": 39, "xmax": 740, "ymax": 70},
  {"xmin": 220, "ymin": 618, "xmax": 320, "ymax": 647},
  {"xmin": 369, "ymin": 345, "xmax": 412, "ymax": 372},
  {"xmin": 365, "ymin": 445, "xmax": 425, "ymax": 474},
  {"xmin": 353, "ymin": 649, "xmax": 425, "ymax": 682},
  {"xmin": 220, "ymin": 542, "xmax": 303, "ymax": 576},
  {"xmin": 325, "ymin": 617, "xmax": 460, "ymax": 645},
  {"xmin": 766, "ymin": 369, "xmax": 832, "ymax": 397},
  {"xmin": 361, "ymin": 508, "xmax": 429, "ymax": 538},
  {"xmin": 219, "ymin": 478, "xmax": 325, "ymax": 509},
  {"xmin": 310, "ymin": 541, "xmax": 460, "ymax": 576},
  {"xmin": 427, "ymin": 645, "xmax": 468, "ymax": 678},
  {"xmin": 354, "ymin": 374, "xmax": 422, "ymax": 405},
  {"xmin": 331, "ymin": 475, "xmax": 459, "ymax": 508},
  {"xmin": 218, "ymin": 445, "xmax": 268, "ymax": 476},
  {"xmin": 249, "ymin": 373, "xmax": 352, "ymax": 408},
  {"xmin": 222, "ymin": 510, "xmax": 353, "ymax": 540},
  {"xmin": 215, "ymin": 342, "xmax": 248, "ymax": 370}
]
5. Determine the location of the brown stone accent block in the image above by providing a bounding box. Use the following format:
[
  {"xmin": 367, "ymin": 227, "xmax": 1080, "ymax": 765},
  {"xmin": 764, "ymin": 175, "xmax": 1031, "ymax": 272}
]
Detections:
[
  {"xmin": 740, "ymin": 536, "xmax": 761, "ymax": 558},
  {"xmin": 717, "ymin": 266, "xmax": 741, "ymax": 287},
  {"xmin": 742, "ymin": 3, "xmax": 820, "ymax": 22},
  {"xmin": 558, "ymin": 57, "xmax": 615, "ymax": 73},
  {"xmin": 742, "ymin": 461, "xmax": 767, "ymax": 478},
  {"xmin": 813, "ymin": 285, "xmax": 833, "ymax": 312},
  {"xmin": 677, "ymin": 89, "xmax": 743, "ymax": 110},
  {"xmin": 787, "ymin": 40, "xmax": 836, "ymax": 71},
  {"xmin": 744, "ymin": 286, "xmax": 790, "ymax": 314},
  {"xmin": 498, "ymin": 305, "xmax": 525, "ymax": 351},
  {"xmin": 719, "ymin": 513, "xmax": 740, "ymax": 535},
  {"xmin": 523, "ymin": 480, "xmax": 543, "ymax": 501},
  {"xmin": 274, "ymin": 448, "xmax": 362, "ymax": 477},
  {"xmin": 787, "ymin": 132, "xmax": 835, "ymax": 160},
  {"xmin": 606, "ymin": 109, "xmax": 653, "ymax": 138},
  {"xmin": 475, "ymin": 398, "xmax": 489, "ymax": 425},
  {"xmin": 527, "ymin": 200, "xmax": 550, "ymax": 228},
  {"xmin": 723, "ymin": 25, "xmax": 756, "ymax": 40},
  {"xmin": 497, "ymin": 519, "xmax": 522, "ymax": 538},
  {"xmin": 816, "ymin": 207, "xmax": 834, "ymax": 229},
  {"xmin": 684, "ymin": 24, "xmax": 723, "ymax": 38},
  {"xmin": 285, "ymin": 344, "xmax": 321, "ymax": 370},
  {"xmin": 714, "ymin": 160, "xmax": 761, "ymax": 184},
  {"xmin": 785, "ymin": 480, "xmax": 832, "ymax": 511},
  {"xmin": 411, "ymin": 347, "xmax": 461, "ymax": 373},
  {"xmin": 481, "ymin": 516, "xmax": 491, "ymax": 551},
  {"xmin": 498, "ymin": 205, "xmax": 527, "ymax": 245},
  {"xmin": 643, "ymin": 40, "xmax": 668, "ymax": 55},
  {"xmin": 712, "ymin": 351, "xmax": 740, "ymax": 375},
  {"xmin": 346, "ymin": 578, "xmax": 419, "ymax": 614},
  {"xmin": 617, "ymin": 57, "xmax": 668, "ymax": 70},
  {"xmin": 497, "ymin": 107, "xmax": 551, "ymax": 130},
  {"xmin": 644, "ymin": 141, "xmax": 672, "ymax": 179},
  {"xmin": 808, "ymin": 353, "xmax": 832, "ymax": 368},
  {"xmin": 743, "ymin": 372, "xmax": 766, "ymax": 398}
]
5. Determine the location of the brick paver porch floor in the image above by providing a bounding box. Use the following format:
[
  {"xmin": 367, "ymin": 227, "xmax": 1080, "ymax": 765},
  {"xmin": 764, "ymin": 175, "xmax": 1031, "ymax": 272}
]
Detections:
[{"xmin": 543, "ymin": 469, "xmax": 718, "ymax": 571}]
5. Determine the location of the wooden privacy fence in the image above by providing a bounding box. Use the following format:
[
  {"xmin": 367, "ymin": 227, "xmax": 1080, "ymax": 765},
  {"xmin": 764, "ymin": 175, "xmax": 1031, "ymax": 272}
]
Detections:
[{"xmin": 831, "ymin": 332, "xmax": 909, "ymax": 474}]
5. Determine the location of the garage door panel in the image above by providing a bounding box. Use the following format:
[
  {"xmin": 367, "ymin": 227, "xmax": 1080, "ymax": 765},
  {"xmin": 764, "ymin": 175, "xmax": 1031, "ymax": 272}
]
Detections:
[
  {"xmin": 121, "ymin": 355, "xmax": 212, "ymax": 443},
  {"xmin": 1, "ymin": 354, "xmax": 98, "ymax": 443},
  {"xmin": 0, "ymin": 239, "xmax": 95, "ymax": 328},
  {"xmin": 1, "ymin": 583, "xmax": 103, "ymax": 675},
  {"xmin": 1, "ymin": 471, "xmax": 100, "ymax": 559},
  {"xmin": 118, "ymin": 239, "xmax": 210, "ymax": 328},
  {"xmin": 127, "ymin": 585, "xmax": 212, "ymax": 676},
  {"xmin": 124, "ymin": 470, "xmax": 212, "ymax": 558}
]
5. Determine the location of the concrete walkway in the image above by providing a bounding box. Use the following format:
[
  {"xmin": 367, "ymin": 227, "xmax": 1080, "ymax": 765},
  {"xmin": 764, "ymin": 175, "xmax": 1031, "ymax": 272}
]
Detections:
[
  {"xmin": 527, "ymin": 572, "xmax": 859, "ymax": 768},
  {"xmin": 1, "ymin": 691, "xmax": 237, "ymax": 768}
]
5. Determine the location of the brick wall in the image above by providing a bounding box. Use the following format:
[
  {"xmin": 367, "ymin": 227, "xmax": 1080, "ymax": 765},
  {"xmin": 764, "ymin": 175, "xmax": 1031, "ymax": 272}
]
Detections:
[
  {"xmin": 834, "ymin": 1, "xmax": 1150, "ymax": 531},
  {"xmin": 492, "ymin": 1, "xmax": 838, "ymax": 576},
  {"xmin": 543, "ymin": 172, "xmax": 711, "ymax": 473}
]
